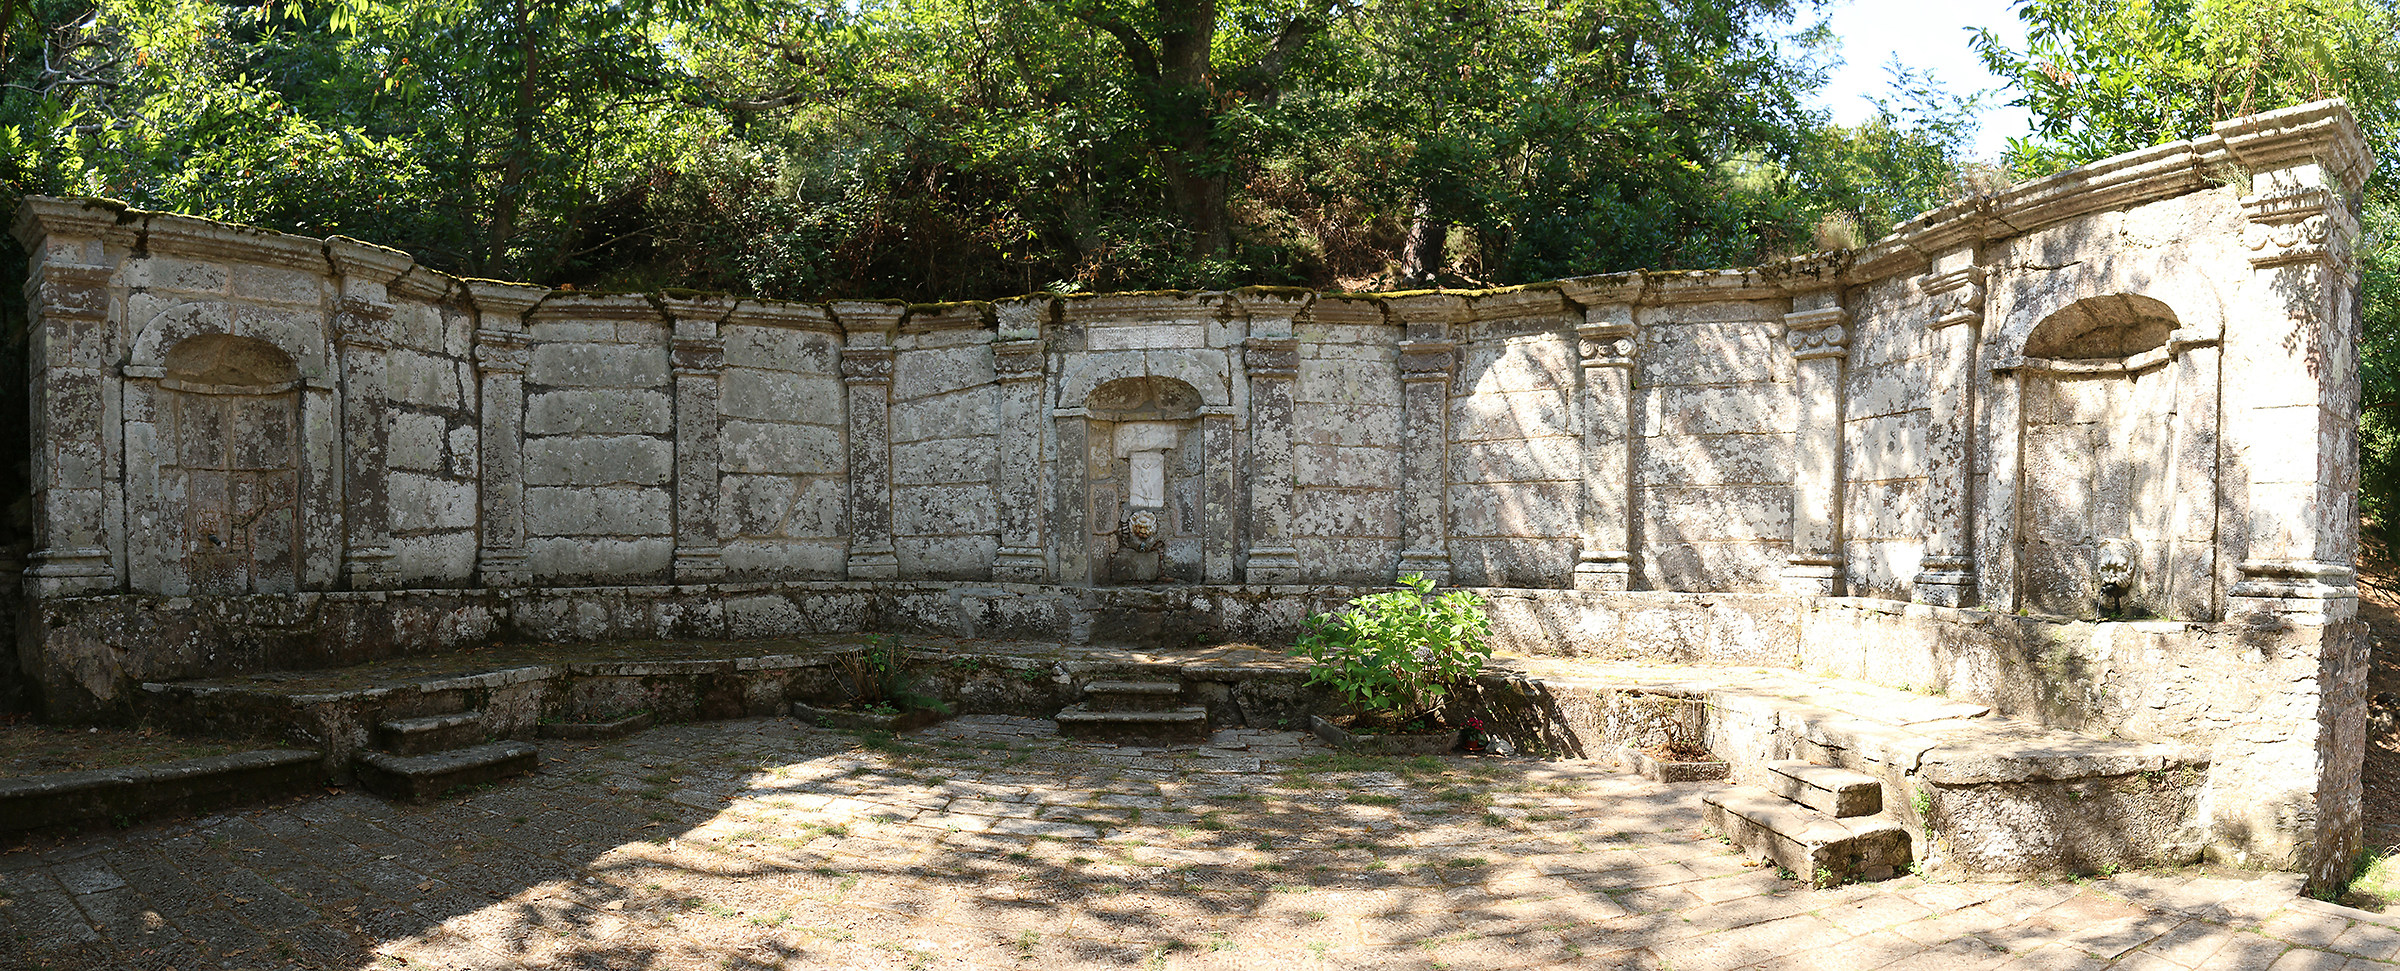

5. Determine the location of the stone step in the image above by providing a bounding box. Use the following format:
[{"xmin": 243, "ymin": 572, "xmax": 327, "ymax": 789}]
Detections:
[
  {"xmin": 355, "ymin": 741, "xmax": 539, "ymax": 803},
  {"xmin": 1054, "ymin": 704, "xmax": 1211, "ymax": 744},
  {"xmin": 1702, "ymin": 785, "xmax": 1910, "ymax": 888},
  {"xmin": 378, "ymin": 712, "xmax": 487, "ymax": 756},
  {"xmin": 1766, "ymin": 760, "xmax": 1883, "ymax": 818},
  {"xmin": 1083, "ymin": 680, "xmax": 1184, "ymax": 712}
]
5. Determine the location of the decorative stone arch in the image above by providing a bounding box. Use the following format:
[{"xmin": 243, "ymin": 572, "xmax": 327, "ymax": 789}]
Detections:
[
  {"xmin": 2002, "ymin": 292, "xmax": 2222, "ymax": 620},
  {"xmin": 1051, "ymin": 356, "xmax": 1237, "ymax": 587},
  {"xmin": 122, "ymin": 314, "xmax": 342, "ymax": 594}
]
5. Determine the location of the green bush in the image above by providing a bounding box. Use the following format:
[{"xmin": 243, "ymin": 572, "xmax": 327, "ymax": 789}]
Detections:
[{"xmin": 1292, "ymin": 573, "xmax": 1493, "ymax": 724}]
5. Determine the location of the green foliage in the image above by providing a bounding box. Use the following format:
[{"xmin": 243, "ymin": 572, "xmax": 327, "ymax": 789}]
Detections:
[
  {"xmin": 1291, "ymin": 573, "xmax": 1493, "ymax": 723},
  {"xmin": 838, "ymin": 636, "xmax": 946, "ymax": 715}
]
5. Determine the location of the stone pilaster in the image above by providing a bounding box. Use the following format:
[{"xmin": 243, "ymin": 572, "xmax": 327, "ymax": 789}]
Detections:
[
  {"xmin": 1570, "ymin": 288, "xmax": 1641, "ymax": 591},
  {"xmin": 326, "ymin": 239, "xmax": 411, "ymax": 590},
  {"xmin": 1782, "ymin": 295, "xmax": 1849, "ymax": 596},
  {"xmin": 2217, "ymin": 108, "xmax": 2371, "ymax": 618},
  {"xmin": 992, "ymin": 326, "xmax": 1049, "ymax": 581},
  {"xmin": 10, "ymin": 202, "xmax": 120, "ymax": 596},
  {"xmin": 835, "ymin": 301, "xmax": 903, "ymax": 579},
  {"xmin": 665, "ymin": 296, "xmax": 730, "ymax": 584},
  {"xmin": 1914, "ymin": 257, "xmax": 1984, "ymax": 606},
  {"xmin": 1242, "ymin": 334, "xmax": 1302, "ymax": 584},
  {"xmin": 1388, "ymin": 293, "xmax": 1466, "ymax": 585},
  {"xmin": 468, "ymin": 281, "xmax": 545, "ymax": 588}
]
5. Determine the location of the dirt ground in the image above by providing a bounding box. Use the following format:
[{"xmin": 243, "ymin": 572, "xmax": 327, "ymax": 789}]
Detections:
[
  {"xmin": 2353, "ymin": 562, "xmax": 2400, "ymax": 907},
  {"xmin": 0, "ymin": 713, "xmax": 259, "ymax": 780}
]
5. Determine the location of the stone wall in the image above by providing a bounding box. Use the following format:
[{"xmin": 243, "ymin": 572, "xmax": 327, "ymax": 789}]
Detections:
[{"xmin": 2, "ymin": 100, "xmax": 2376, "ymax": 883}]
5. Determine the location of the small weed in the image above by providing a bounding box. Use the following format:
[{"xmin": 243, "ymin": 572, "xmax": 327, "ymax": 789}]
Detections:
[
  {"xmin": 1443, "ymin": 857, "xmax": 1489, "ymax": 868},
  {"xmin": 1345, "ymin": 793, "xmax": 1401, "ymax": 806},
  {"xmin": 1016, "ymin": 930, "xmax": 1040, "ymax": 956}
]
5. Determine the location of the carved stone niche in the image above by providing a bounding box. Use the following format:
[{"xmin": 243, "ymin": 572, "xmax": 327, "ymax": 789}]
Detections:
[
  {"xmin": 1084, "ymin": 376, "xmax": 1205, "ymax": 584},
  {"xmin": 144, "ymin": 334, "xmax": 305, "ymax": 595}
]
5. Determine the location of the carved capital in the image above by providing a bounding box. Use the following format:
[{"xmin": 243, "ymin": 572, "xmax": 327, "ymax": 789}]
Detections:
[
  {"xmin": 840, "ymin": 346, "xmax": 894, "ymax": 383},
  {"xmin": 994, "ymin": 339, "xmax": 1044, "ymax": 381},
  {"xmin": 33, "ymin": 265, "xmax": 109, "ymax": 320},
  {"xmin": 1577, "ymin": 321, "xmax": 1637, "ymax": 369},
  {"xmin": 1784, "ymin": 307, "xmax": 1850, "ymax": 361},
  {"xmin": 1915, "ymin": 267, "xmax": 1986, "ymax": 329},
  {"xmin": 472, "ymin": 330, "xmax": 529, "ymax": 373},
  {"xmin": 1244, "ymin": 337, "xmax": 1299, "ymax": 377},
  {"xmin": 1399, "ymin": 339, "xmax": 1456, "ymax": 379},
  {"xmin": 2243, "ymin": 189, "xmax": 2343, "ymax": 268},
  {"xmin": 672, "ymin": 337, "xmax": 725, "ymax": 375}
]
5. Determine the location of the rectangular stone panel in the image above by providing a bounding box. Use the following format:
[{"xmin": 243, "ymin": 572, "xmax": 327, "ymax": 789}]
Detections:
[
  {"xmin": 1643, "ymin": 540, "xmax": 1787, "ymax": 593},
  {"xmin": 1641, "ymin": 485, "xmax": 1793, "ymax": 544},
  {"xmin": 1293, "ymin": 444, "xmax": 1399, "ymax": 489},
  {"xmin": 895, "ymin": 535, "xmax": 999, "ymax": 579},
  {"xmin": 1639, "ymin": 322, "xmax": 1791, "ymax": 386},
  {"xmin": 1446, "ymin": 537, "xmax": 1576, "ymax": 588},
  {"xmin": 1640, "ymin": 433, "xmax": 1796, "ymax": 487},
  {"xmin": 1293, "ymin": 402, "xmax": 1401, "ymax": 449},
  {"xmin": 892, "ymin": 483, "xmax": 999, "ymax": 536},
  {"xmin": 389, "ymin": 532, "xmax": 478, "ymax": 583},
  {"xmin": 1295, "ymin": 536, "xmax": 1399, "ymax": 584},
  {"xmin": 719, "ymin": 421, "xmax": 843, "ymax": 476},
  {"xmin": 890, "ymin": 386, "xmax": 998, "ymax": 443},
  {"xmin": 1297, "ymin": 357, "xmax": 1398, "ymax": 405},
  {"xmin": 719, "ymin": 538, "xmax": 847, "ymax": 580},
  {"xmin": 1449, "ymin": 436, "xmax": 1583, "ymax": 484},
  {"xmin": 1457, "ymin": 338, "xmax": 1575, "ymax": 393},
  {"xmin": 388, "ymin": 412, "xmax": 448, "ymax": 472},
  {"xmin": 1842, "ymin": 539, "xmax": 1919, "ymax": 601},
  {"xmin": 388, "ymin": 473, "xmax": 479, "ymax": 532},
  {"xmin": 1449, "ymin": 389, "xmax": 1573, "ymax": 442},
  {"xmin": 1844, "ymin": 478, "xmax": 1927, "ymax": 541},
  {"xmin": 723, "ymin": 325, "xmax": 838, "ymax": 371},
  {"xmin": 526, "ymin": 536, "xmax": 672, "ymax": 581},
  {"xmin": 1844, "ymin": 361, "xmax": 1923, "ymax": 420},
  {"xmin": 1844, "ymin": 414, "xmax": 1928, "ymax": 483},
  {"xmin": 1292, "ymin": 488, "xmax": 1400, "ymax": 538},
  {"xmin": 388, "ymin": 349, "xmax": 468, "ymax": 409},
  {"xmin": 1449, "ymin": 480, "xmax": 1580, "ymax": 537},
  {"xmin": 523, "ymin": 389, "xmax": 672, "ymax": 435},
  {"xmin": 720, "ymin": 368, "xmax": 843, "ymax": 423},
  {"xmin": 523, "ymin": 485, "xmax": 671, "ymax": 537},
  {"xmin": 892, "ymin": 436, "xmax": 998, "ymax": 487},
  {"xmin": 894, "ymin": 344, "xmax": 995, "ymax": 401},
  {"xmin": 1644, "ymin": 385, "xmax": 1797, "ymax": 437},
  {"xmin": 530, "ymin": 342, "xmax": 669, "ymax": 388},
  {"xmin": 523, "ymin": 435, "xmax": 673, "ymax": 486}
]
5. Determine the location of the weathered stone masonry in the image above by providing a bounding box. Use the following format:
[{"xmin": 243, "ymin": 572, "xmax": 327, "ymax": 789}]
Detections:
[{"xmin": 1, "ymin": 101, "xmax": 2376, "ymax": 883}]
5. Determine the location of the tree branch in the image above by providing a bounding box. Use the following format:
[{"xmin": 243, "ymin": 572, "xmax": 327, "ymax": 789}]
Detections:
[{"xmin": 1070, "ymin": 7, "xmax": 1161, "ymax": 80}]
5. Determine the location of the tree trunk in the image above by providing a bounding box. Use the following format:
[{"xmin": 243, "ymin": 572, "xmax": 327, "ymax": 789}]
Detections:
[
  {"xmin": 1152, "ymin": 0, "xmax": 1229, "ymax": 261},
  {"xmin": 1399, "ymin": 199, "xmax": 1447, "ymax": 288}
]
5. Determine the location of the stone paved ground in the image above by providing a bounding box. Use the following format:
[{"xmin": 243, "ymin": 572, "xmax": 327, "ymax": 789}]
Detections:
[{"xmin": 0, "ymin": 715, "xmax": 2391, "ymax": 971}]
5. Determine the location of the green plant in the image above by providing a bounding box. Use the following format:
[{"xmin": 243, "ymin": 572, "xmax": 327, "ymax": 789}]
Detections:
[
  {"xmin": 1292, "ymin": 573, "xmax": 1493, "ymax": 726},
  {"xmin": 835, "ymin": 637, "xmax": 947, "ymax": 715}
]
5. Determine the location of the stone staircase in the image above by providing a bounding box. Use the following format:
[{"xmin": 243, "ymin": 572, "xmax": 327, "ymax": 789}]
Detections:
[
  {"xmin": 1703, "ymin": 759, "xmax": 1911, "ymax": 887},
  {"xmin": 352, "ymin": 709, "xmax": 538, "ymax": 802},
  {"xmin": 1054, "ymin": 679, "xmax": 1211, "ymax": 744}
]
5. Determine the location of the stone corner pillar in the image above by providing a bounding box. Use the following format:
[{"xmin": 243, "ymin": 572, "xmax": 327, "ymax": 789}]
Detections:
[
  {"xmin": 991, "ymin": 334, "xmax": 1050, "ymax": 581},
  {"xmin": 1570, "ymin": 295, "xmax": 1639, "ymax": 592},
  {"xmin": 325, "ymin": 239, "xmax": 414, "ymax": 591},
  {"xmin": 466, "ymin": 280, "xmax": 547, "ymax": 589},
  {"xmin": 1387, "ymin": 292, "xmax": 1468, "ymax": 587},
  {"xmin": 832, "ymin": 301, "xmax": 904, "ymax": 580},
  {"xmin": 1913, "ymin": 256, "xmax": 1986, "ymax": 607},
  {"xmin": 664, "ymin": 295, "xmax": 733, "ymax": 585},
  {"xmin": 1781, "ymin": 293, "xmax": 1849, "ymax": 597},
  {"xmin": 14, "ymin": 202, "xmax": 125, "ymax": 598}
]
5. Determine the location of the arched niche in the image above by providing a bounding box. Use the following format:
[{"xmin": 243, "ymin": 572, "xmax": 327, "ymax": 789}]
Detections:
[
  {"xmin": 136, "ymin": 334, "xmax": 307, "ymax": 594},
  {"xmin": 1083, "ymin": 376, "xmax": 1205, "ymax": 584},
  {"xmin": 2012, "ymin": 293, "xmax": 2215, "ymax": 620}
]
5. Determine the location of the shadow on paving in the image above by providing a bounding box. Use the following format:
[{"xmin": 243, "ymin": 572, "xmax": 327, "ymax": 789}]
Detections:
[{"xmin": 0, "ymin": 715, "xmax": 2357, "ymax": 971}]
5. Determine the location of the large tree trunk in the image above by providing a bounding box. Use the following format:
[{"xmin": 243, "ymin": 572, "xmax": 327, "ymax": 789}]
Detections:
[
  {"xmin": 1399, "ymin": 198, "xmax": 1447, "ymax": 288},
  {"xmin": 1152, "ymin": 0, "xmax": 1230, "ymax": 261}
]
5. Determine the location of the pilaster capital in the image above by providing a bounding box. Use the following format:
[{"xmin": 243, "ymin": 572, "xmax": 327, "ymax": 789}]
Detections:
[
  {"xmin": 1577, "ymin": 317, "xmax": 1637, "ymax": 369},
  {"xmin": 1784, "ymin": 307, "xmax": 1850, "ymax": 360},
  {"xmin": 840, "ymin": 345, "xmax": 894, "ymax": 383},
  {"xmin": 464, "ymin": 280, "xmax": 548, "ymax": 330},
  {"xmin": 2242, "ymin": 188, "xmax": 2349, "ymax": 268},
  {"xmin": 1399, "ymin": 339, "xmax": 1456, "ymax": 379},
  {"xmin": 994, "ymin": 339, "xmax": 1045, "ymax": 381},
  {"xmin": 472, "ymin": 329, "xmax": 529, "ymax": 373},
  {"xmin": 1244, "ymin": 337, "xmax": 1300, "ymax": 377},
  {"xmin": 831, "ymin": 300, "xmax": 905, "ymax": 342},
  {"xmin": 672, "ymin": 337, "xmax": 725, "ymax": 375},
  {"xmin": 1915, "ymin": 267, "xmax": 1986, "ymax": 329}
]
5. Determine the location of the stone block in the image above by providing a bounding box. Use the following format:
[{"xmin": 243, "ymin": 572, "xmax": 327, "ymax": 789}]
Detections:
[
  {"xmin": 1293, "ymin": 401, "xmax": 1402, "ymax": 448},
  {"xmin": 723, "ymin": 325, "xmax": 837, "ymax": 371},
  {"xmin": 1641, "ymin": 433, "xmax": 1795, "ymax": 487},
  {"xmin": 388, "ymin": 412, "xmax": 447, "ymax": 471},
  {"xmin": 721, "ymin": 368, "xmax": 843, "ymax": 422},
  {"xmin": 448, "ymin": 425, "xmax": 479, "ymax": 478},
  {"xmin": 120, "ymin": 256, "xmax": 228, "ymax": 293},
  {"xmin": 1646, "ymin": 384, "xmax": 1798, "ymax": 436},
  {"xmin": 1449, "ymin": 389, "xmax": 1572, "ymax": 442},
  {"xmin": 1446, "ymin": 537, "xmax": 1577, "ymax": 587},
  {"xmin": 1638, "ymin": 321, "xmax": 1791, "ymax": 385},
  {"xmin": 388, "ymin": 349, "xmax": 466, "ymax": 409},
  {"xmin": 1293, "ymin": 488, "xmax": 1400, "ymax": 538},
  {"xmin": 1844, "ymin": 362, "xmax": 1923, "ymax": 420},
  {"xmin": 1643, "ymin": 485, "xmax": 1793, "ymax": 543},
  {"xmin": 1297, "ymin": 356, "xmax": 1399, "ymax": 404},
  {"xmin": 719, "ymin": 421, "xmax": 842, "ymax": 476},
  {"xmin": 890, "ymin": 386, "xmax": 998, "ymax": 443},
  {"xmin": 894, "ymin": 534, "xmax": 999, "ymax": 578},
  {"xmin": 524, "ymin": 485, "xmax": 671, "ymax": 537},
  {"xmin": 1845, "ymin": 414, "xmax": 1928, "ymax": 483},
  {"xmin": 718, "ymin": 538, "xmax": 846, "ymax": 580},
  {"xmin": 1450, "ymin": 480, "xmax": 1579, "ymax": 537},
  {"xmin": 389, "ymin": 532, "xmax": 477, "ymax": 582},
  {"xmin": 530, "ymin": 341, "xmax": 668, "ymax": 388},
  {"xmin": 1450, "ymin": 436, "xmax": 1584, "ymax": 484},
  {"xmin": 388, "ymin": 473, "xmax": 479, "ymax": 532},
  {"xmin": 894, "ymin": 344, "xmax": 994, "ymax": 400},
  {"xmin": 523, "ymin": 435, "xmax": 673, "ymax": 486},
  {"xmin": 892, "ymin": 483, "xmax": 998, "ymax": 536},
  {"xmin": 892, "ymin": 436, "xmax": 997, "ymax": 486},
  {"xmin": 1293, "ymin": 444, "xmax": 1398, "ymax": 489},
  {"xmin": 526, "ymin": 535, "xmax": 672, "ymax": 580},
  {"xmin": 1845, "ymin": 478, "xmax": 1926, "ymax": 541},
  {"xmin": 524, "ymin": 388, "xmax": 671, "ymax": 435},
  {"xmin": 1294, "ymin": 536, "xmax": 1399, "ymax": 584},
  {"xmin": 230, "ymin": 263, "xmax": 324, "ymax": 304},
  {"xmin": 1644, "ymin": 541, "xmax": 1788, "ymax": 593}
]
